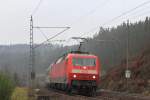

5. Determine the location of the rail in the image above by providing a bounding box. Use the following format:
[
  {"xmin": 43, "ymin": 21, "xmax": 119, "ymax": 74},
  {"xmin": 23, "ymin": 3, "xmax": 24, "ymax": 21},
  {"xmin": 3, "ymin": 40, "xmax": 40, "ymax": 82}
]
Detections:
[{"xmin": 27, "ymin": 88, "xmax": 150, "ymax": 100}]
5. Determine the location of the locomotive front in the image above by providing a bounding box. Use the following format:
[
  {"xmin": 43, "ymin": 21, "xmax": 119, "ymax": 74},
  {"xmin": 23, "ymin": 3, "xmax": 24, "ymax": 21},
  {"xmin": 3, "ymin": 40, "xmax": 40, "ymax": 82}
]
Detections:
[{"xmin": 67, "ymin": 53, "xmax": 100, "ymax": 95}]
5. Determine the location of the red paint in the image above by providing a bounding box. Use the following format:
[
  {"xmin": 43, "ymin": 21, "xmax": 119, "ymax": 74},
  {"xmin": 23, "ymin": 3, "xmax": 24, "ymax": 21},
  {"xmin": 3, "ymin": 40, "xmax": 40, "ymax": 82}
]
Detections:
[{"xmin": 48, "ymin": 53, "xmax": 101, "ymax": 86}]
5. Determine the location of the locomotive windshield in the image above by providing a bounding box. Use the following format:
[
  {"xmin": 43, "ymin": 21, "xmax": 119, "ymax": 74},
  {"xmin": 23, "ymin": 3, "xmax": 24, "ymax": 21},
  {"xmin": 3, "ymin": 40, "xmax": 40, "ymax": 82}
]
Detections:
[{"xmin": 72, "ymin": 58, "xmax": 96, "ymax": 66}]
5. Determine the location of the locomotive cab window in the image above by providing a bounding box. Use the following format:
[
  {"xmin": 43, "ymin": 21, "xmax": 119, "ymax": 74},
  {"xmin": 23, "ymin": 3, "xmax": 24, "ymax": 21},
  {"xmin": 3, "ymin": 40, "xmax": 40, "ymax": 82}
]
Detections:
[{"xmin": 72, "ymin": 58, "xmax": 96, "ymax": 66}]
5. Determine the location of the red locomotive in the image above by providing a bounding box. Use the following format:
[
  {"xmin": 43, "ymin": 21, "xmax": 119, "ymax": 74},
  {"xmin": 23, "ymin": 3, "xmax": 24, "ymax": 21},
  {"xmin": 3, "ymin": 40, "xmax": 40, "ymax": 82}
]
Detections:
[{"xmin": 47, "ymin": 51, "xmax": 100, "ymax": 96}]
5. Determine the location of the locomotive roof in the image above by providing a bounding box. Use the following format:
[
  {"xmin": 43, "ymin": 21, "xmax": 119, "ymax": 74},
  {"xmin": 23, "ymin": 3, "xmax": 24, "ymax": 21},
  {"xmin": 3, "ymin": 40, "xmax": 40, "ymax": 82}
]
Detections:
[
  {"xmin": 69, "ymin": 51, "xmax": 89, "ymax": 54},
  {"xmin": 68, "ymin": 53, "xmax": 97, "ymax": 57},
  {"xmin": 57, "ymin": 51, "xmax": 97, "ymax": 60},
  {"xmin": 67, "ymin": 51, "xmax": 97, "ymax": 57},
  {"xmin": 53, "ymin": 51, "xmax": 97, "ymax": 64}
]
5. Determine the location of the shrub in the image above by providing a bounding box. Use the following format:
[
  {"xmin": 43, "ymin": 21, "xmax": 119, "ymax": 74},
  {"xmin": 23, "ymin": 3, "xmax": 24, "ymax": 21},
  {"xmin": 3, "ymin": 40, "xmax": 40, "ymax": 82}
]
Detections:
[{"xmin": 0, "ymin": 73, "xmax": 15, "ymax": 100}]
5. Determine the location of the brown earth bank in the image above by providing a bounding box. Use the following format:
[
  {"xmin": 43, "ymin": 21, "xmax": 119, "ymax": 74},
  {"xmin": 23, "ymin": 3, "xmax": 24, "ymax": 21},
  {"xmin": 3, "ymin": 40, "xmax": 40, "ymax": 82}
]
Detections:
[{"xmin": 100, "ymin": 46, "xmax": 150, "ymax": 95}]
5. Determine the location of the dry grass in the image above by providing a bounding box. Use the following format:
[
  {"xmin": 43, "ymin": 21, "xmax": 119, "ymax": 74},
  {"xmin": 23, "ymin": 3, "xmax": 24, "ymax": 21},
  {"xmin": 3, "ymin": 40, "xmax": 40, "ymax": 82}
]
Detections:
[{"xmin": 11, "ymin": 87, "xmax": 29, "ymax": 100}]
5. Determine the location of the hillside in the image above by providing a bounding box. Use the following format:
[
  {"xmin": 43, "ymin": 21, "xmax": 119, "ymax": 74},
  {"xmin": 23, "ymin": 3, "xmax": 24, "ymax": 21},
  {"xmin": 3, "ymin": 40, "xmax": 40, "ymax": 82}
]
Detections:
[
  {"xmin": 100, "ymin": 46, "xmax": 150, "ymax": 95},
  {"xmin": 0, "ymin": 17, "xmax": 150, "ymax": 86},
  {"xmin": 83, "ymin": 17, "xmax": 150, "ymax": 72}
]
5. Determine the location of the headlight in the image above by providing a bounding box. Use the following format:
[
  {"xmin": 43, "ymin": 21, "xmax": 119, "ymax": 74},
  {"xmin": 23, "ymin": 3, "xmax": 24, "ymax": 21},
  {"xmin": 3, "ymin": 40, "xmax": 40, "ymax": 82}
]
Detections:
[
  {"xmin": 73, "ymin": 74, "xmax": 77, "ymax": 78},
  {"xmin": 93, "ymin": 75, "xmax": 96, "ymax": 79}
]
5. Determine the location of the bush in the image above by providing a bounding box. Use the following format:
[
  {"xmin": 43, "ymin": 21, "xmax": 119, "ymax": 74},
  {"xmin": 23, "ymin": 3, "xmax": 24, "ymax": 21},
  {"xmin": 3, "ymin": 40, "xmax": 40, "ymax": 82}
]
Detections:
[{"xmin": 0, "ymin": 73, "xmax": 15, "ymax": 100}]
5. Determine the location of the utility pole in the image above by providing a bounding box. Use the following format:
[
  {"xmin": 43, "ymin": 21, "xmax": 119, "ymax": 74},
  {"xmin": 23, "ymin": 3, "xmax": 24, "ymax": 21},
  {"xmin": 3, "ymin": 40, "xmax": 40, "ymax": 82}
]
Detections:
[
  {"xmin": 29, "ymin": 16, "xmax": 70, "ymax": 88},
  {"xmin": 30, "ymin": 16, "xmax": 35, "ymax": 88},
  {"xmin": 125, "ymin": 20, "xmax": 131, "ymax": 92},
  {"xmin": 127, "ymin": 20, "xmax": 129, "ymax": 73}
]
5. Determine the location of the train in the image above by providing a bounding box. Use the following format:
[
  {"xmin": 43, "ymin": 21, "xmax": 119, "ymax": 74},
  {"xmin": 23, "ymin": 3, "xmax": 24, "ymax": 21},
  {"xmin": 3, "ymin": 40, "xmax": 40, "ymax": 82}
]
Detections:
[{"xmin": 46, "ymin": 51, "xmax": 101, "ymax": 96}]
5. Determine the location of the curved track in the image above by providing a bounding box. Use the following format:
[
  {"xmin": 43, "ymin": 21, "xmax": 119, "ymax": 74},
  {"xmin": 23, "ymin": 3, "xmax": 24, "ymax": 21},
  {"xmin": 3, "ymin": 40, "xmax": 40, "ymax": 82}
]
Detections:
[{"xmin": 34, "ymin": 88, "xmax": 150, "ymax": 100}]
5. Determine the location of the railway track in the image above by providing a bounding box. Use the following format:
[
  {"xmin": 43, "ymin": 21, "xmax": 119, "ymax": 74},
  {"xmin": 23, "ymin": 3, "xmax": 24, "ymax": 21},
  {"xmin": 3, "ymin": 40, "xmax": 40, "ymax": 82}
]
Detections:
[
  {"xmin": 97, "ymin": 89, "xmax": 150, "ymax": 100},
  {"xmin": 34, "ymin": 88, "xmax": 150, "ymax": 100}
]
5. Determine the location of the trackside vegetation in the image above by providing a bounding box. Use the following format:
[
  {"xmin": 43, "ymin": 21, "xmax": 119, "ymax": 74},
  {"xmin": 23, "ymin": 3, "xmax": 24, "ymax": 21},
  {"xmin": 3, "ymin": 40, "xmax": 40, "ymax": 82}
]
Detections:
[
  {"xmin": 0, "ymin": 73, "xmax": 15, "ymax": 100},
  {"xmin": 11, "ymin": 87, "xmax": 29, "ymax": 100}
]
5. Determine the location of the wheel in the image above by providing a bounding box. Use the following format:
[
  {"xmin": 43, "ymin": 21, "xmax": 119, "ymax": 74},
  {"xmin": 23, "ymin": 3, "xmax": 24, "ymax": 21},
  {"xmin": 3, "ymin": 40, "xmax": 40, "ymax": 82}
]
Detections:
[
  {"xmin": 66, "ymin": 85, "xmax": 72, "ymax": 95},
  {"xmin": 88, "ymin": 87, "xmax": 96, "ymax": 97},
  {"xmin": 61, "ymin": 84, "xmax": 65, "ymax": 91},
  {"xmin": 58, "ymin": 84, "xmax": 61, "ymax": 90}
]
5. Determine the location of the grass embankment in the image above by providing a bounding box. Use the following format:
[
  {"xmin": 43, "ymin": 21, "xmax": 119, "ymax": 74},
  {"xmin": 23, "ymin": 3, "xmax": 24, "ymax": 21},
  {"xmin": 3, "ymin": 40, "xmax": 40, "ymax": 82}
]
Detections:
[{"xmin": 11, "ymin": 87, "xmax": 29, "ymax": 100}]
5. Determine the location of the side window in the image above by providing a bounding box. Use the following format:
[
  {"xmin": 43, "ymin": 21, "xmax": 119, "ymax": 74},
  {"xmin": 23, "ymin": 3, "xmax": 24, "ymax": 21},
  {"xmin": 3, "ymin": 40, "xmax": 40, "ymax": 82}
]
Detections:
[
  {"xmin": 65, "ymin": 57, "xmax": 68, "ymax": 64},
  {"xmin": 55, "ymin": 55, "xmax": 67, "ymax": 64},
  {"xmin": 56, "ymin": 57, "xmax": 63, "ymax": 64},
  {"xmin": 62, "ymin": 56, "xmax": 65, "ymax": 61},
  {"xmin": 65, "ymin": 58, "xmax": 68, "ymax": 62}
]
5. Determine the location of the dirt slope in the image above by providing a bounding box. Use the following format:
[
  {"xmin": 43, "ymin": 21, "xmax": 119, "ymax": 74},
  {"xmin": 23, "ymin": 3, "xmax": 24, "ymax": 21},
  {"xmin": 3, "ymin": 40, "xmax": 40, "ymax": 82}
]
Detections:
[{"xmin": 100, "ymin": 47, "xmax": 150, "ymax": 95}]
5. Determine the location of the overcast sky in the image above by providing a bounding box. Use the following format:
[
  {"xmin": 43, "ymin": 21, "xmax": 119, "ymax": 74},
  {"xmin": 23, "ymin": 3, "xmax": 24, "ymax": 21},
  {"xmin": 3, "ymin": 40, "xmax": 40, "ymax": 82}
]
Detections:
[{"xmin": 0, "ymin": 0, "xmax": 150, "ymax": 45}]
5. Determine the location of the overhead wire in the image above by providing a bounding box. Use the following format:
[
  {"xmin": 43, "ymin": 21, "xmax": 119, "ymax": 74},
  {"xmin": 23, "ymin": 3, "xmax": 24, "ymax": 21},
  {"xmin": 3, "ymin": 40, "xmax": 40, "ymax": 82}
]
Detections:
[
  {"xmin": 102, "ymin": 3, "xmax": 150, "ymax": 28},
  {"xmin": 30, "ymin": 0, "xmax": 71, "ymax": 49},
  {"xmin": 31, "ymin": 0, "xmax": 44, "ymax": 16},
  {"xmin": 130, "ymin": 10, "xmax": 150, "ymax": 19},
  {"xmin": 80, "ymin": 0, "xmax": 150, "ymax": 38},
  {"xmin": 37, "ymin": 28, "xmax": 49, "ymax": 40},
  {"xmin": 29, "ymin": 0, "xmax": 150, "ymax": 46},
  {"xmin": 65, "ymin": 0, "xmax": 111, "ymax": 44},
  {"xmin": 68, "ymin": 0, "xmax": 111, "ymax": 26},
  {"xmin": 30, "ymin": 0, "xmax": 111, "ymax": 46},
  {"xmin": 111, "ymin": 7, "xmax": 150, "ymax": 25},
  {"xmin": 36, "ymin": 28, "xmax": 67, "ymax": 44},
  {"xmin": 34, "ymin": 27, "xmax": 70, "ymax": 49},
  {"xmin": 31, "ymin": 0, "xmax": 150, "ymax": 46},
  {"xmin": 123, "ymin": 3, "xmax": 150, "ymax": 20},
  {"xmin": 80, "ymin": 27, "xmax": 99, "ymax": 37},
  {"xmin": 126, "ymin": 5, "xmax": 150, "ymax": 18},
  {"xmin": 101, "ymin": 0, "xmax": 150, "ymax": 26}
]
